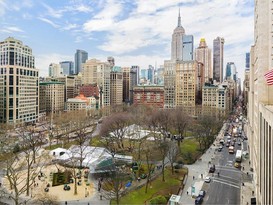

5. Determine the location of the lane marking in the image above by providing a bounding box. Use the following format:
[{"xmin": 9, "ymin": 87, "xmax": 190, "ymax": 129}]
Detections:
[{"xmin": 212, "ymin": 178, "xmax": 240, "ymax": 188}]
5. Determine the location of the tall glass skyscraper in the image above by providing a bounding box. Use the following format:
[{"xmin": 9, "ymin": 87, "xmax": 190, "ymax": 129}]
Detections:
[
  {"xmin": 182, "ymin": 35, "xmax": 194, "ymax": 61},
  {"xmin": 60, "ymin": 61, "xmax": 74, "ymax": 75},
  {"xmin": 225, "ymin": 62, "xmax": 237, "ymax": 81},
  {"xmin": 74, "ymin": 49, "xmax": 88, "ymax": 74},
  {"xmin": 147, "ymin": 65, "xmax": 154, "ymax": 84},
  {"xmin": 245, "ymin": 52, "xmax": 250, "ymax": 69}
]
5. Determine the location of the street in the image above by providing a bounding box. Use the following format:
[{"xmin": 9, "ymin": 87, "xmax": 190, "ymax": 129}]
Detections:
[{"xmin": 203, "ymin": 122, "xmax": 244, "ymax": 205}]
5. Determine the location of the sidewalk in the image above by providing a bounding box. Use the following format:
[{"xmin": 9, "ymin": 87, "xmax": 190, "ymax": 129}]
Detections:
[
  {"xmin": 179, "ymin": 124, "xmax": 226, "ymax": 205},
  {"xmin": 179, "ymin": 145, "xmax": 218, "ymax": 204},
  {"xmin": 240, "ymin": 142, "xmax": 255, "ymax": 205}
]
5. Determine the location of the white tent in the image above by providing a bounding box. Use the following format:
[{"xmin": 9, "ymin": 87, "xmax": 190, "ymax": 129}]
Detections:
[{"xmin": 49, "ymin": 148, "xmax": 67, "ymax": 157}]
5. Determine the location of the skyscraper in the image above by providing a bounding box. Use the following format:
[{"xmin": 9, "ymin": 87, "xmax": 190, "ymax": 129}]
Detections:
[
  {"xmin": 225, "ymin": 62, "xmax": 237, "ymax": 81},
  {"xmin": 171, "ymin": 10, "xmax": 185, "ymax": 61},
  {"xmin": 213, "ymin": 37, "xmax": 225, "ymax": 83},
  {"xmin": 60, "ymin": 61, "xmax": 74, "ymax": 75},
  {"xmin": 131, "ymin": 65, "xmax": 140, "ymax": 85},
  {"xmin": 74, "ymin": 49, "xmax": 88, "ymax": 74},
  {"xmin": 182, "ymin": 35, "xmax": 194, "ymax": 61},
  {"xmin": 171, "ymin": 10, "xmax": 194, "ymax": 61},
  {"xmin": 0, "ymin": 37, "xmax": 39, "ymax": 124},
  {"xmin": 245, "ymin": 52, "xmax": 250, "ymax": 69},
  {"xmin": 147, "ymin": 65, "xmax": 154, "ymax": 84},
  {"xmin": 195, "ymin": 38, "xmax": 212, "ymax": 83}
]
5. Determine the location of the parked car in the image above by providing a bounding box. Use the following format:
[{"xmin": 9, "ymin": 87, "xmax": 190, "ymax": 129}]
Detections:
[
  {"xmin": 218, "ymin": 147, "xmax": 222, "ymax": 152},
  {"xmin": 204, "ymin": 176, "xmax": 211, "ymax": 183},
  {"xmin": 198, "ymin": 190, "xmax": 206, "ymax": 197},
  {"xmin": 195, "ymin": 196, "xmax": 203, "ymax": 205},
  {"xmin": 238, "ymin": 141, "xmax": 241, "ymax": 146}
]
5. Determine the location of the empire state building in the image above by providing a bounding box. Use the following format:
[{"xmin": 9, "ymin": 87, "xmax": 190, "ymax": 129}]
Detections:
[{"xmin": 171, "ymin": 10, "xmax": 194, "ymax": 61}]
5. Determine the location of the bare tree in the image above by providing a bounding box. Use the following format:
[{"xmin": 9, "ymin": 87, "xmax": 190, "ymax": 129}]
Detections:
[
  {"xmin": 100, "ymin": 171, "xmax": 130, "ymax": 205},
  {"xmin": 171, "ymin": 107, "xmax": 191, "ymax": 146},
  {"xmin": 166, "ymin": 141, "xmax": 179, "ymax": 174},
  {"xmin": 1, "ymin": 151, "xmax": 42, "ymax": 205},
  {"xmin": 31, "ymin": 191, "xmax": 60, "ymax": 205},
  {"xmin": 99, "ymin": 112, "xmax": 132, "ymax": 151},
  {"xmin": 144, "ymin": 144, "xmax": 156, "ymax": 194}
]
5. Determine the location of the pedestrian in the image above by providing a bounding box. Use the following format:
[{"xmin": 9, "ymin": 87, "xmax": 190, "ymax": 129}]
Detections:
[
  {"xmin": 193, "ymin": 176, "xmax": 195, "ymax": 180},
  {"xmin": 100, "ymin": 195, "xmax": 103, "ymax": 200},
  {"xmin": 201, "ymin": 174, "xmax": 203, "ymax": 179},
  {"xmin": 65, "ymin": 201, "xmax": 67, "ymax": 205},
  {"xmin": 252, "ymin": 191, "xmax": 254, "ymax": 196},
  {"xmin": 187, "ymin": 191, "xmax": 188, "ymax": 195},
  {"xmin": 247, "ymin": 172, "xmax": 249, "ymax": 175},
  {"xmin": 249, "ymin": 161, "xmax": 251, "ymax": 165},
  {"xmin": 242, "ymin": 166, "xmax": 244, "ymax": 171}
]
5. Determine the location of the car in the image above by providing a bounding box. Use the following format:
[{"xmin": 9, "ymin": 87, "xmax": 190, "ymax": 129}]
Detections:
[
  {"xmin": 195, "ymin": 196, "xmax": 203, "ymax": 204},
  {"xmin": 231, "ymin": 141, "xmax": 235, "ymax": 146},
  {"xmin": 234, "ymin": 162, "xmax": 241, "ymax": 168},
  {"xmin": 218, "ymin": 147, "xmax": 222, "ymax": 152},
  {"xmin": 204, "ymin": 176, "xmax": 211, "ymax": 183},
  {"xmin": 226, "ymin": 143, "xmax": 230, "ymax": 147},
  {"xmin": 195, "ymin": 196, "xmax": 203, "ymax": 205},
  {"xmin": 198, "ymin": 190, "xmax": 206, "ymax": 197},
  {"xmin": 209, "ymin": 165, "xmax": 215, "ymax": 173},
  {"xmin": 238, "ymin": 141, "xmax": 241, "ymax": 146},
  {"xmin": 220, "ymin": 139, "xmax": 225, "ymax": 144}
]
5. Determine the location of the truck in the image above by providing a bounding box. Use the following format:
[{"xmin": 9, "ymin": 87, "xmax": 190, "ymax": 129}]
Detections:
[
  {"xmin": 235, "ymin": 150, "xmax": 242, "ymax": 162},
  {"xmin": 228, "ymin": 146, "xmax": 235, "ymax": 154}
]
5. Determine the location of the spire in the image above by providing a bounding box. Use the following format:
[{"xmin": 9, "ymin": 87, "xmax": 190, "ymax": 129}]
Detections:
[{"xmin": 178, "ymin": 8, "xmax": 181, "ymax": 27}]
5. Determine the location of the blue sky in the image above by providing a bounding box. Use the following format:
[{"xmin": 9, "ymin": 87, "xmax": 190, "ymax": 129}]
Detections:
[{"xmin": 0, "ymin": 0, "xmax": 254, "ymax": 79}]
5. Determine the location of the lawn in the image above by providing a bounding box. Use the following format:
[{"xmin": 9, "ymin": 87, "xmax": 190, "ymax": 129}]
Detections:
[
  {"xmin": 179, "ymin": 138, "xmax": 201, "ymax": 164},
  {"xmin": 111, "ymin": 167, "xmax": 187, "ymax": 205}
]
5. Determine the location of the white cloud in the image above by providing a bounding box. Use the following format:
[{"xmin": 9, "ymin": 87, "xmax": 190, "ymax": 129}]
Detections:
[
  {"xmin": 41, "ymin": 2, "xmax": 63, "ymax": 18},
  {"xmin": 0, "ymin": 0, "xmax": 7, "ymax": 16},
  {"xmin": 38, "ymin": 17, "xmax": 60, "ymax": 28},
  {"xmin": 0, "ymin": 26, "xmax": 24, "ymax": 34},
  {"xmin": 36, "ymin": 53, "xmax": 73, "ymax": 77},
  {"xmin": 83, "ymin": 0, "xmax": 123, "ymax": 32}
]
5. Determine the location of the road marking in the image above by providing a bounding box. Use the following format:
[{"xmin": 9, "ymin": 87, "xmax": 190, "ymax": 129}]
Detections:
[{"xmin": 212, "ymin": 178, "xmax": 240, "ymax": 189}]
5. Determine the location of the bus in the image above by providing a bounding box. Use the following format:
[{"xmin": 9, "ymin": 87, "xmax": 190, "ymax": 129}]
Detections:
[{"xmin": 235, "ymin": 150, "xmax": 242, "ymax": 162}]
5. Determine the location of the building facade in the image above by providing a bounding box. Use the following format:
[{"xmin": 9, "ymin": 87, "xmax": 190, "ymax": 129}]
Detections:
[
  {"xmin": 133, "ymin": 85, "xmax": 164, "ymax": 108},
  {"xmin": 225, "ymin": 62, "xmax": 237, "ymax": 81},
  {"xmin": 175, "ymin": 61, "xmax": 198, "ymax": 107},
  {"xmin": 182, "ymin": 35, "xmax": 194, "ymax": 61},
  {"xmin": 60, "ymin": 61, "xmax": 74, "ymax": 75},
  {"xmin": 164, "ymin": 60, "xmax": 176, "ymax": 108},
  {"xmin": 49, "ymin": 63, "xmax": 61, "ymax": 77},
  {"xmin": 82, "ymin": 59, "xmax": 111, "ymax": 108},
  {"xmin": 39, "ymin": 81, "xmax": 65, "ymax": 114},
  {"xmin": 74, "ymin": 49, "xmax": 88, "ymax": 74},
  {"xmin": 247, "ymin": 1, "xmax": 273, "ymax": 204},
  {"xmin": 79, "ymin": 84, "xmax": 99, "ymax": 98},
  {"xmin": 195, "ymin": 38, "xmax": 212, "ymax": 83},
  {"xmin": 213, "ymin": 37, "xmax": 225, "ymax": 83},
  {"xmin": 110, "ymin": 71, "xmax": 123, "ymax": 105},
  {"xmin": 0, "ymin": 37, "xmax": 39, "ymax": 125}
]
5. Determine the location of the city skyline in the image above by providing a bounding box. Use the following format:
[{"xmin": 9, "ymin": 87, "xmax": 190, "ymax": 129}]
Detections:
[{"xmin": 0, "ymin": 0, "xmax": 254, "ymax": 79}]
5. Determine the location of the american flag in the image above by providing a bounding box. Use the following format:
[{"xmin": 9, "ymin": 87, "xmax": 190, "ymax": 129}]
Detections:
[{"xmin": 264, "ymin": 69, "xmax": 273, "ymax": 85}]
